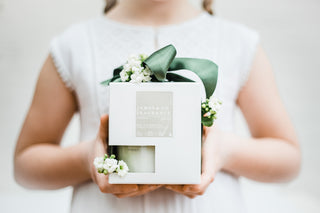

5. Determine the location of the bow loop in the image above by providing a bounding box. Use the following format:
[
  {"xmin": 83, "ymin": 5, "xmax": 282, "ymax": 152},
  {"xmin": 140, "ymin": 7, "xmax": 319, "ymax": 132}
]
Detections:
[{"xmin": 143, "ymin": 44, "xmax": 177, "ymax": 81}]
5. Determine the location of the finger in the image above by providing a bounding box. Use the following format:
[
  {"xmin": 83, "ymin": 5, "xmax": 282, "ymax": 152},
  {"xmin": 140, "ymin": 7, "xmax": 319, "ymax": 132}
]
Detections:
[
  {"xmin": 95, "ymin": 174, "xmax": 111, "ymax": 193},
  {"xmin": 95, "ymin": 173, "xmax": 138, "ymax": 194},
  {"xmin": 165, "ymin": 185, "xmax": 185, "ymax": 193},
  {"xmin": 182, "ymin": 173, "xmax": 214, "ymax": 195},
  {"xmin": 98, "ymin": 114, "xmax": 109, "ymax": 140},
  {"xmin": 165, "ymin": 185, "xmax": 197, "ymax": 198},
  {"xmin": 127, "ymin": 184, "xmax": 161, "ymax": 197},
  {"xmin": 114, "ymin": 185, "xmax": 161, "ymax": 198},
  {"xmin": 108, "ymin": 183, "xmax": 139, "ymax": 194}
]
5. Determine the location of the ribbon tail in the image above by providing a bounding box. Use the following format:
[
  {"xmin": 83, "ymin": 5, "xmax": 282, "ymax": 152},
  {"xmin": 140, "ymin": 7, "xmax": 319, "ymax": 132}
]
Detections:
[
  {"xmin": 169, "ymin": 58, "xmax": 218, "ymax": 98},
  {"xmin": 166, "ymin": 73, "xmax": 195, "ymax": 82}
]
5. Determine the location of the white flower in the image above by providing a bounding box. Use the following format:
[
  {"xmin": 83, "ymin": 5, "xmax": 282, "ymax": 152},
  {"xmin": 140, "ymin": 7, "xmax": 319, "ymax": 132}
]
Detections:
[
  {"xmin": 93, "ymin": 157, "xmax": 104, "ymax": 172},
  {"xmin": 140, "ymin": 53, "xmax": 148, "ymax": 61},
  {"xmin": 130, "ymin": 72, "xmax": 145, "ymax": 83},
  {"xmin": 127, "ymin": 54, "xmax": 141, "ymax": 67},
  {"xmin": 208, "ymin": 96, "xmax": 222, "ymax": 112},
  {"xmin": 142, "ymin": 67, "xmax": 152, "ymax": 82},
  {"xmin": 123, "ymin": 63, "xmax": 131, "ymax": 72},
  {"xmin": 143, "ymin": 75, "xmax": 152, "ymax": 82},
  {"xmin": 104, "ymin": 158, "xmax": 118, "ymax": 173},
  {"xmin": 120, "ymin": 70, "xmax": 129, "ymax": 82},
  {"xmin": 117, "ymin": 160, "xmax": 129, "ymax": 177},
  {"xmin": 131, "ymin": 65, "xmax": 143, "ymax": 73},
  {"xmin": 128, "ymin": 54, "xmax": 140, "ymax": 62},
  {"xmin": 143, "ymin": 67, "xmax": 152, "ymax": 76},
  {"xmin": 119, "ymin": 53, "xmax": 151, "ymax": 83}
]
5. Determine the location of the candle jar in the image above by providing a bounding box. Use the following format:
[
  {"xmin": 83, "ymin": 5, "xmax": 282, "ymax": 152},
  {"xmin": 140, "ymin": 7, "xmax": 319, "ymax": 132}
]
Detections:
[{"xmin": 117, "ymin": 146, "xmax": 155, "ymax": 173}]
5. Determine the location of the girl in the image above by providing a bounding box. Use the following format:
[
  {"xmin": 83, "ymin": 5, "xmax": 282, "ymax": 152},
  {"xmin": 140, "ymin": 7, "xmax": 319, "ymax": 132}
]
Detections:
[{"xmin": 14, "ymin": 0, "xmax": 301, "ymax": 212}]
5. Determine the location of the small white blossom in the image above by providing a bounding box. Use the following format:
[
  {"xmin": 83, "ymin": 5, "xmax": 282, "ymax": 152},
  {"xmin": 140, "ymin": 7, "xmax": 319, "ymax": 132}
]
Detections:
[
  {"xmin": 142, "ymin": 67, "xmax": 152, "ymax": 82},
  {"xmin": 119, "ymin": 53, "xmax": 151, "ymax": 83},
  {"xmin": 143, "ymin": 66, "xmax": 152, "ymax": 75},
  {"xmin": 130, "ymin": 72, "xmax": 145, "ymax": 83},
  {"xmin": 131, "ymin": 66, "xmax": 143, "ymax": 73},
  {"xmin": 128, "ymin": 54, "xmax": 140, "ymax": 61},
  {"xmin": 143, "ymin": 75, "xmax": 152, "ymax": 82},
  {"xmin": 104, "ymin": 158, "xmax": 118, "ymax": 173},
  {"xmin": 120, "ymin": 71, "xmax": 129, "ymax": 82},
  {"xmin": 123, "ymin": 63, "xmax": 131, "ymax": 72},
  {"xmin": 208, "ymin": 96, "xmax": 222, "ymax": 112},
  {"xmin": 127, "ymin": 55, "xmax": 141, "ymax": 67},
  {"xmin": 140, "ymin": 53, "xmax": 148, "ymax": 61},
  {"xmin": 93, "ymin": 157, "xmax": 104, "ymax": 172},
  {"xmin": 117, "ymin": 160, "xmax": 129, "ymax": 177}
]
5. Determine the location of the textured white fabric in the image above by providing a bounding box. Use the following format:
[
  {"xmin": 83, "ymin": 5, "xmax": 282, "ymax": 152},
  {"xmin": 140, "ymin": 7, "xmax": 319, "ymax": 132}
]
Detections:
[{"xmin": 50, "ymin": 12, "xmax": 259, "ymax": 213}]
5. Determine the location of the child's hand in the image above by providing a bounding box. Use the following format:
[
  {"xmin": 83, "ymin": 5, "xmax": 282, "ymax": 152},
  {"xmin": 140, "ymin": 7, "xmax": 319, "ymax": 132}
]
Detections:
[
  {"xmin": 87, "ymin": 114, "xmax": 161, "ymax": 198},
  {"xmin": 165, "ymin": 126, "xmax": 231, "ymax": 198}
]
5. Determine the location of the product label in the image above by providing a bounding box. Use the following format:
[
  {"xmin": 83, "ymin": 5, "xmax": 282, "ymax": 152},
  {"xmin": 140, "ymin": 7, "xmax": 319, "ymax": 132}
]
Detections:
[{"xmin": 136, "ymin": 91, "xmax": 173, "ymax": 137}]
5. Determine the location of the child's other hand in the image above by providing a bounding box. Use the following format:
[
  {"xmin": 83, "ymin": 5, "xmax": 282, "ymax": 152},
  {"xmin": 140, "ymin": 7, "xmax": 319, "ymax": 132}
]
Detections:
[
  {"xmin": 87, "ymin": 114, "xmax": 161, "ymax": 198},
  {"xmin": 165, "ymin": 126, "xmax": 231, "ymax": 198}
]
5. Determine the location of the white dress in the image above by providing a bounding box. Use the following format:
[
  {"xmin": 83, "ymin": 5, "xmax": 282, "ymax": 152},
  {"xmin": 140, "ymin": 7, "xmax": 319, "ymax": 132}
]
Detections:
[{"xmin": 50, "ymin": 12, "xmax": 259, "ymax": 213}]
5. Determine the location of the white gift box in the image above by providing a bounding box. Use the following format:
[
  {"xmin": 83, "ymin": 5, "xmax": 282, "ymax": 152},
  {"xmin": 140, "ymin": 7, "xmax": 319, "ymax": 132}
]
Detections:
[{"xmin": 108, "ymin": 82, "xmax": 201, "ymax": 184}]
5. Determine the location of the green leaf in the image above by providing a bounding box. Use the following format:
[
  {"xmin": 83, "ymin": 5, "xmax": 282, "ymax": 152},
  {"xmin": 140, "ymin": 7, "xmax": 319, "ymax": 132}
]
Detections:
[
  {"xmin": 202, "ymin": 116, "xmax": 213, "ymax": 127},
  {"xmin": 104, "ymin": 154, "xmax": 108, "ymax": 160},
  {"xmin": 100, "ymin": 79, "xmax": 112, "ymax": 86},
  {"xmin": 100, "ymin": 75, "xmax": 121, "ymax": 86},
  {"xmin": 113, "ymin": 78, "xmax": 122, "ymax": 83},
  {"xmin": 113, "ymin": 66, "xmax": 123, "ymax": 76}
]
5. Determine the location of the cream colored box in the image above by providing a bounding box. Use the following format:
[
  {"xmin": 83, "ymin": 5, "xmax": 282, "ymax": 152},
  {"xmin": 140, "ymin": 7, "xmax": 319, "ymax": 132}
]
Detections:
[{"xmin": 108, "ymin": 82, "xmax": 201, "ymax": 184}]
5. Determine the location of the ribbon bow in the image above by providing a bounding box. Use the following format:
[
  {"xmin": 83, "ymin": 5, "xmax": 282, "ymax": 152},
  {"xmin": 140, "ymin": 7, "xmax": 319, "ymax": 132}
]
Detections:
[{"xmin": 101, "ymin": 44, "xmax": 218, "ymax": 98}]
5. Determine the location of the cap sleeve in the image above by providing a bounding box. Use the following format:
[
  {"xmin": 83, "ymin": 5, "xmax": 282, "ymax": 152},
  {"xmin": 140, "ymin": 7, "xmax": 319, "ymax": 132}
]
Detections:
[
  {"xmin": 238, "ymin": 28, "xmax": 260, "ymax": 90},
  {"xmin": 49, "ymin": 28, "xmax": 77, "ymax": 91}
]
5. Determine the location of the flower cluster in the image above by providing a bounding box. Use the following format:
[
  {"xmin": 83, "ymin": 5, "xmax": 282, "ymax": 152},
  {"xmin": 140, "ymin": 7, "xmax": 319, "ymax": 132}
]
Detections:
[
  {"xmin": 119, "ymin": 54, "xmax": 152, "ymax": 83},
  {"xmin": 93, "ymin": 154, "xmax": 129, "ymax": 177},
  {"xmin": 201, "ymin": 96, "xmax": 222, "ymax": 127}
]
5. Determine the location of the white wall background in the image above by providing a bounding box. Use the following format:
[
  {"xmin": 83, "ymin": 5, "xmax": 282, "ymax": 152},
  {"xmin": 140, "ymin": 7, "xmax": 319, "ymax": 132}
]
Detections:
[{"xmin": 0, "ymin": 0, "xmax": 319, "ymax": 212}]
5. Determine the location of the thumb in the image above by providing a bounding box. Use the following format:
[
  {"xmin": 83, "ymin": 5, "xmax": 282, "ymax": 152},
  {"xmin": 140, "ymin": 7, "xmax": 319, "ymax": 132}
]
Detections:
[
  {"xmin": 98, "ymin": 114, "xmax": 109, "ymax": 140},
  {"xmin": 202, "ymin": 125, "xmax": 215, "ymax": 141},
  {"xmin": 202, "ymin": 126, "xmax": 208, "ymax": 139}
]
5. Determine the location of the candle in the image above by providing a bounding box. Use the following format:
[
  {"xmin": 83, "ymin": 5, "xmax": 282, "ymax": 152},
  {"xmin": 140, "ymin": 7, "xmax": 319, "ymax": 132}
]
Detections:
[{"xmin": 117, "ymin": 146, "xmax": 155, "ymax": 173}]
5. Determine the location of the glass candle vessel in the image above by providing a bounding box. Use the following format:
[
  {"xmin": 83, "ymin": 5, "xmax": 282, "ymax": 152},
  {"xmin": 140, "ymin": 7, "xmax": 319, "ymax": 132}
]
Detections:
[{"xmin": 117, "ymin": 146, "xmax": 155, "ymax": 173}]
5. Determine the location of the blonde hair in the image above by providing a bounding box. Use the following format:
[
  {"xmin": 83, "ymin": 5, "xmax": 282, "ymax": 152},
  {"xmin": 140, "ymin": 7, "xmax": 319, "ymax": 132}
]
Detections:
[{"xmin": 104, "ymin": 0, "xmax": 214, "ymax": 15}]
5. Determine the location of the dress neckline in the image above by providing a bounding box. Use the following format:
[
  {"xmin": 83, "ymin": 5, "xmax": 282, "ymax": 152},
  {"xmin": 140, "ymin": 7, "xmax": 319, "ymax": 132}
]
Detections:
[{"xmin": 100, "ymin": 12, "xmax": 209, "ymax": 31}]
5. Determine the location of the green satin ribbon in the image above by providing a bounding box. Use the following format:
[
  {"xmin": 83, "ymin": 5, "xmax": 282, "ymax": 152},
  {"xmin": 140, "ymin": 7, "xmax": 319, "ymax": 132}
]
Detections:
[{"xmin": 101, "ymin": 44, "xmax": 218, "ymax": 98}]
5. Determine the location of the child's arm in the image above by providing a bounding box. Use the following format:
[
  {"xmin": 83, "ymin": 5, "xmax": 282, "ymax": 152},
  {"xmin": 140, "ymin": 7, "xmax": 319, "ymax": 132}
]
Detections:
[
  {"xmin": 224, "ymin": 45, "xmax": 300, "ymax": 181},
  {"xmin": 14, "ymin": 56, "xmax": 158, "ymax": 197},
  {"xmin": 165, "ymin": 45, "xmax": 301, "ymax": 198},
  {"xmin": 14, "ymin": 55, "xmax": 86, "ymax": 189}
]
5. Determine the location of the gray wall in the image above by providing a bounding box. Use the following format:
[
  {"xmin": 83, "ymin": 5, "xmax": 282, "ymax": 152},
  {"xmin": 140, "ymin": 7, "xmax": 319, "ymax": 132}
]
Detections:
[{"xmin": 0, "ymin": 0, "xmax": 319, "ymax": 212}]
